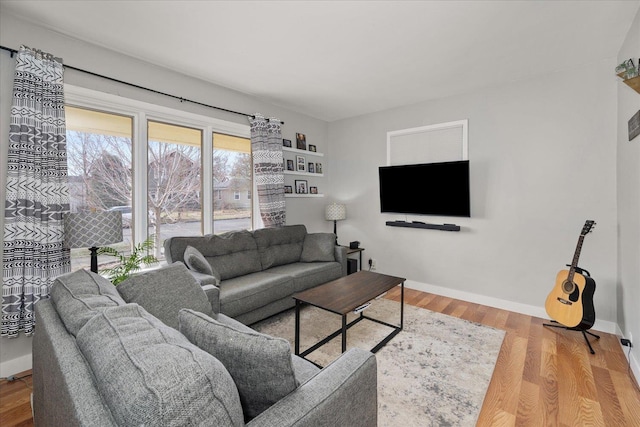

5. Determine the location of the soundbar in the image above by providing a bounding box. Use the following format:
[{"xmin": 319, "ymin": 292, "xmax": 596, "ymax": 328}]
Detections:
[{"xmin": 385, "ymin": 220, "xmax": 460, "ymax": 232}]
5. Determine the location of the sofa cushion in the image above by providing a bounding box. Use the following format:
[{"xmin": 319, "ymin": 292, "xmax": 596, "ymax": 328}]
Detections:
[
  {"xmin": 203, "ymin": 230, "xmax": 262, "ymax": 280},
  {"xmin": 184, "ymin": 245, "xmax": 221, "ymax": 281},
  {"xmin": 213, "ymin": 313, "xmax": 321, "ymax": 385},
  {"xmin": 266, "ymin": 262, "xmax": 343, "ymax": 293},
  {"xmin": 254, "ymin": 225, "xmax": 307, "ymax": 269},
  {"xmin": 76, "ymin": 304, "xmax": 244, "ymax": 427},
  {"xmin": 117, "ymin": 263, "xmax": 214, "ymax": 329},
  {"xmin": 300, "ymin": 233, "xmax": 336, "ymax": 262},
  {"xmin": 50, "ymin": 269, "xmax": 125, "ymax": 336},
  {"xmin": 179, "ymin": 309, "xmax": 298, "ymax": 421},
  {"xmin": 218, "ymin": 271, "xmax": 295, "ymax": 318}
]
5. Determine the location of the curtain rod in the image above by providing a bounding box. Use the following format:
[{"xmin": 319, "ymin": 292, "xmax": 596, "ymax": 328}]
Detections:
[{"xmin": 0, "ymin": 45, "xmax": 284, "ymax": 124}]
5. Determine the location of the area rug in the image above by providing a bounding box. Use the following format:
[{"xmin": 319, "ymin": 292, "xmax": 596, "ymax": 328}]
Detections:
[{"xmin": 252, "ymin": 298, "xmax": 505, "ymax": 426}]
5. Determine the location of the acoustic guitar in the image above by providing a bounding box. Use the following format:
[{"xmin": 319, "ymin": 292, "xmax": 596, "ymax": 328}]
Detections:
[{"xmin": 545, "ymin": 220, "xmax": 596, "ymax": 329}]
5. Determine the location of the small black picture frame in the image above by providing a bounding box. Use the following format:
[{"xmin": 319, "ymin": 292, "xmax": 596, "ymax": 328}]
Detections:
[
  {"xmin": 284, "ymin": 185, "xmax": 293, "ymax": 194},
  {"xmin": 295, "ymin": 180, "xmax": 308, "ymax": 194},
  {"xmin": 296, "ymin": 133, "xmax": 307, "ymax": 150},
  {"xmin": 309, "ymin": 144, "xmax": 316, "ymax": 152},
  {"xmin": 308, "ymin": 162, "xmax": 315, "ymax": 173},
  {"xmin": 310, "ymin": 186, "xmax": 318, "ymax": 194},
  {"xmin": 283, "ymin": 139, "xmax": 292, "ymax": 148},
  {"xmin": 286, "ymin": 159, "xmax": 294, "ymax": 171}
]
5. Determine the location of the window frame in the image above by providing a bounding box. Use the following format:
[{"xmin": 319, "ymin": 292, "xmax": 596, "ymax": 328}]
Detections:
[{"xmin": 65, "ymin": 85, "xmax": 254, "ymax": 245}]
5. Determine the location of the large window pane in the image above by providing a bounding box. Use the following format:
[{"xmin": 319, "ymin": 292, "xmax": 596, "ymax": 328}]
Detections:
[
  {"xmin": 213, "ymin": 132, "xmax": 252, "ymax": 233},
  {"xmin": 148, "ymin": 121, "xmax": 202, "ymax": 259},
  {"xmin": 65, "ymin": 106, "xmax": 133, "ymax": 271}
]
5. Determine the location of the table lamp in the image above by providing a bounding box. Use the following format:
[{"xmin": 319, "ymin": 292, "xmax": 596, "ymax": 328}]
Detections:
[
  {"xmin": 325, "ymin": 203, "xmax": 346, "ymax": 245},
  {"xmin": 64, "ymin": 211, "xmax": 123, "ymax": 273}
]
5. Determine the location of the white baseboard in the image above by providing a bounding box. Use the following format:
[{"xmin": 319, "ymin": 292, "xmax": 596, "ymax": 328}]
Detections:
[
  {"xmin": 403, "ymin": 279, "xmax": 618, "ymax": 334},
  {"xmin": 0, "ymin": 353, "xmax": 32, "ymax": 378}
]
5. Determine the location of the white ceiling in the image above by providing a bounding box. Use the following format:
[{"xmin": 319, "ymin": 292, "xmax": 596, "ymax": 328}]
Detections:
[{"xmin": 1, "ymin": 1, "xmax": 638, "ymax": 122}]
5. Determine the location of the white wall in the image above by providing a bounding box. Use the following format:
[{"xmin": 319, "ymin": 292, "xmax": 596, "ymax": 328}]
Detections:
[
  {"xmin": 616, "ymin": 7, "xmax": 640, "ymax": 380},
  {"xmin": 0, "ymin": 12, "xmax": 330, "ymax": 376},
  {"xmin": 327, "ymin": 59, "xmax": 619, "ymax": 330}
]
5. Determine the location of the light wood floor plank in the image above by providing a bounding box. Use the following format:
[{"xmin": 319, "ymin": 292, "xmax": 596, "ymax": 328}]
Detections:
[{"xmin": 3, "ymin": 288, "xmax": 639, "ymax": 426}]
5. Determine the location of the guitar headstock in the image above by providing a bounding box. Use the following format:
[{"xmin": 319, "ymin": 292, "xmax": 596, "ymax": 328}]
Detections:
[{"xmin": 582, "ymin": 220, "xmax": 596, "ymax": 236}]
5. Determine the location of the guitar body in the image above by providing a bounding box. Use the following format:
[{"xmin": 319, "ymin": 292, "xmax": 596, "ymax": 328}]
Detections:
[{"xmin": 545, "ymin": 269, "xmax": 596, "ymax": 329}]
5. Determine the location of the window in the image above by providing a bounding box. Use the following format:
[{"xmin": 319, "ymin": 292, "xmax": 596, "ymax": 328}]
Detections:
[
  {"xmin": 65, "ymin": 106, "xmax": 134, "ymax": 271},
  {"xmin": 212, "ymin": 132, "xmax": 252, "ymax": 233},
  {"xmin": 148, "ymin": 121, "xmax": 202, "ymax": 259},
  {"xmin": 65, "ymin": 85, "xmax": 253, "ymax": 264}
]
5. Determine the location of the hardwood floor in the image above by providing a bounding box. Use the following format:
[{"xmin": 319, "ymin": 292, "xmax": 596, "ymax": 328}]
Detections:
[{"xmin": 1, "ymin": 288, "xmax": 639, "ymax": 426}]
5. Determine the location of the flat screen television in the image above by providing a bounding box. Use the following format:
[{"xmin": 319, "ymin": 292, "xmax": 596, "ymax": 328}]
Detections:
[{"xmin": 378, "ymin": 160, "xmax": 470, "ymax": 217}]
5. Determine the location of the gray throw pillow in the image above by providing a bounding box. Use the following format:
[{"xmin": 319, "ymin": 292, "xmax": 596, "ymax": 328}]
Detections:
[
  {"xmin": 117, "ymin": 263, "xmax": 214, "ymax": 329},
  {"xmin": 184, "ymin": 245, "xmax": 220, "ymax": 280},
  {"xmin": 179, "ymin": 309, "xmax": 298, "ymax": 421},
  {"xmin": 76, "ymin": 304, "xmax": 244, "ymax": 427},
  {"xmin": 300, "ymin": 233, "xmax": 336, "ymax": 262}
]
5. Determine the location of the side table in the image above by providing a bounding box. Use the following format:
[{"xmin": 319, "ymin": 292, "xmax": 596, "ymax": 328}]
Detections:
[{"xmin": 344, "ymin": 246, "xmax": 364, "ymax": 272}]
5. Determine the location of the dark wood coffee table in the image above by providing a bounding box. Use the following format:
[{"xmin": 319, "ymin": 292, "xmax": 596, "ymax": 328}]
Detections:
[{"xmin": 293, "ymin": 270, "xmax": 405, "ymax": 360}]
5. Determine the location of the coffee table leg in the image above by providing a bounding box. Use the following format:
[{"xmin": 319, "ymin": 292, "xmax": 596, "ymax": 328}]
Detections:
[
  {"xmin": 400, "ymin": 280, "xmax": 404, "ymax": 330},
  {"xmin": 342, "ymin": 315, "xmax": 347, "ymax": 353},
  {"xmin": 295, "ymin": 300, "xmax": 301, "ymax": 355}
]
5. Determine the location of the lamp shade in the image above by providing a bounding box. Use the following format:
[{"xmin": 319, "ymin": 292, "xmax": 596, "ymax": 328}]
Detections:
[
  {"xmin": 64, "ymin": 211, "xmax": 123, "ymax": 248},
  {"xmin": 325, "ymin": 203, "xmax": 346, "ymax": 221}
]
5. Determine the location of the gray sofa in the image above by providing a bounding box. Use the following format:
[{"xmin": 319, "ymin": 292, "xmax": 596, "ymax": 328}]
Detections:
[
  {"xmin": 164, "ymin": 224, "xmax": 347, "ymax": 325},
  {"xmin": 33, "ymin": 265, "xmax": 377, "ymax": 426}
]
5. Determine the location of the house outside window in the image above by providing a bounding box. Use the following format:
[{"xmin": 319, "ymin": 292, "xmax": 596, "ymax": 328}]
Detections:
[{"xmin": 65, "ymin": 86, "xmax": 254, "ymax": 262}]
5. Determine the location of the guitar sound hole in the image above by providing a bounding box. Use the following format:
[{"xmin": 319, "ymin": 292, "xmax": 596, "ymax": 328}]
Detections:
[{"xmin": 562, "ymin": 280, "xmax": 575, "ymax": 294}]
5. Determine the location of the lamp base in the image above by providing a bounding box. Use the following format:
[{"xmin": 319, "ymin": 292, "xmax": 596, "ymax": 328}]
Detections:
[{"xmin": 89, "ymin": 246, "xmax": 99, "ymax": 273}]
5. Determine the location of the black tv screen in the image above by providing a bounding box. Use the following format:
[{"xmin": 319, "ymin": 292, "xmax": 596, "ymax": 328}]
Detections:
[{"xmin": 378, "ymin": 160, "xmax": 470, "ymax": 217}]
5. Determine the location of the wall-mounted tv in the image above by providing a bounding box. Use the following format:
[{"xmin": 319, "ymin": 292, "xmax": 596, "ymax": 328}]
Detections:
[{"xmin": 378, "ymin": 160, "xmax": 470, "ymax": 217}]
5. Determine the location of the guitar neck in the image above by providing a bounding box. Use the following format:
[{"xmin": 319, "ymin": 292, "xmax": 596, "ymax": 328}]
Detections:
[{"xmin": 568, "ymin": 235, "xmax": 586, "ymax": 281}]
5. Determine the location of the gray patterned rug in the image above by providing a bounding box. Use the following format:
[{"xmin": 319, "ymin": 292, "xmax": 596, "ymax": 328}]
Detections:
[{"xmin": 252, "ymin": 298, "xmax": 505, "ymax": 426}]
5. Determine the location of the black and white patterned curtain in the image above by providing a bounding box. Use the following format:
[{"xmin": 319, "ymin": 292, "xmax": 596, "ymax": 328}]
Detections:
[
  {"xmin": 250, "ymin": 114, "xmax": 286, "ymax": 227},
  {"xmin": 2, "ymin": 46, "xmax": 70, "ymax": 337}
]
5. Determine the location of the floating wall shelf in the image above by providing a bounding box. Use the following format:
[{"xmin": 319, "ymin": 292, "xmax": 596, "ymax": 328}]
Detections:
[{"xmin": 617, "ymin": 72, "xmax": 640, "ymax": 94}]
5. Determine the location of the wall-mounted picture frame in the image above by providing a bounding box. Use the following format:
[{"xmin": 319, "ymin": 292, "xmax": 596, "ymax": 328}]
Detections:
[
  {"xmin": 283, "ymin": 139, "xmax": 292, "ymax": 148},
  {"xmin": 286, "ymin": 159, "xmax": 294, "ymax": 171},
  {"xmin": 296, "ymin": 155, "xmax": 306, "ymax": 171},
  {"xmin": 309, "ymin": 144, "xmax": 316, "ymax": 152},
  {"xmin": 308, "ymin": 162, "xmax": 315, "ymax": 173},
  {"xmin": 295, "ymin": 180, "xmax": 308, "ymax": 194},
  {"xmin": 296, "ymin": 133, "xmax": 307, "ymax": 150},
  {"xmin": 629, "ymin": 109, "xmax": 640, "ymax": 141},
  {"xmin": 310, "ymin": 186, "xmax": 318, "ymax": 194},
  {"xmin": 284, "ymin": 185, "xmax": 293, "ymax": 194},
  {"xmin": 316, "ymin": 163, "xmax": 322, "ymax": 174}
]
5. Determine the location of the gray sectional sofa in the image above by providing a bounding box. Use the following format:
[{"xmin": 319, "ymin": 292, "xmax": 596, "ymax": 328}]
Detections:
[
  {"xmin": 33, "ymin": 265, "xmax": 378, "ymax": 426},
  {"xmin": 164, "ymin": 224, "xmax": 347, "ymax": 325}
]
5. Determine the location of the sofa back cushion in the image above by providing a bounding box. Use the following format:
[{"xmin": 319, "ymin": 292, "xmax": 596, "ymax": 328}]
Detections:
[
  {"xmin": 254, "ymin": 224, "xmax": 307, "ymax": 269},
  {"xmin": 300, "ymin": 233, "xmax": 337, "ymax": 262},
  {"xmin": 76, "ymin": 304, "xmax": 244, "ymax": 427},
  {"xmin": 204, "ymin": 230, "xmax": 262, "ymax": 280},
  {"xmin": 50, "ymin": 269, "xmax": 125, "ymax": 336},
  {"xmin": 165, "ymin": 231, "xmax": 262, "ymax": 281},
  {"xmin": 117, "ymin": 263, "xmax": 214, "ymax": 329}
]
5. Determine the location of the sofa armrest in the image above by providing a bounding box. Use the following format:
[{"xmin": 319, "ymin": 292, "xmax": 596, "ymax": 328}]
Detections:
[
  {"xmin": 201, "ymin": 284, "xmax": 221, "ymax": 315},
  {"xmin": 248, "ymin": 348, "xmax": 377, "ymax": 427},
  {"xmin": 334, "ymin": 245, "xmax": 348, "ymax": 277}
]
